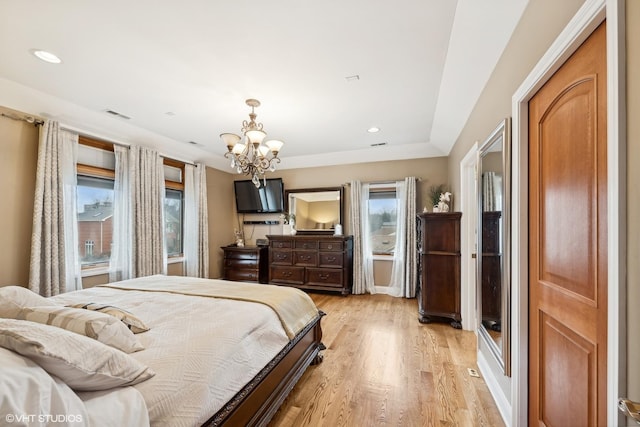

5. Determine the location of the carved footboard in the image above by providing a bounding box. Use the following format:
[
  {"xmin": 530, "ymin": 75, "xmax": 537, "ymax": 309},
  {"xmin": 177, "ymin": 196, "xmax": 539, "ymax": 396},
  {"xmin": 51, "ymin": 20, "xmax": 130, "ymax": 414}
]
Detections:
[{"xmin": 203, "ymin": 310, "xmax": 325, "ymax": 427}]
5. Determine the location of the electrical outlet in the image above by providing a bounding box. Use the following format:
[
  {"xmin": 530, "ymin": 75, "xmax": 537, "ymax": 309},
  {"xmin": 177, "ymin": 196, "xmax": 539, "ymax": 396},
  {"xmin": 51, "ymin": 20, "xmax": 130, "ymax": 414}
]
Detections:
[{"xmin": 467, "ymin": 368, "xmax": 480, "ymax": 378}]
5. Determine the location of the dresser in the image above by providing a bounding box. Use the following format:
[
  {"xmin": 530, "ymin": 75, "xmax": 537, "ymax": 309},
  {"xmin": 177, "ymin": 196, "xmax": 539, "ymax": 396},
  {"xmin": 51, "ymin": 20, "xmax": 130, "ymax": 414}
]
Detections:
[
  {"xmin": 416, "ymin": 212, "xmax": 462, "ymax": 328},
  {"xmin": 221, "ymin": 246, "xmax": 269, "ymax": 284},
  {"xmin": 266, "ymin": 235, "xmax": 353, "ymax": 295}
]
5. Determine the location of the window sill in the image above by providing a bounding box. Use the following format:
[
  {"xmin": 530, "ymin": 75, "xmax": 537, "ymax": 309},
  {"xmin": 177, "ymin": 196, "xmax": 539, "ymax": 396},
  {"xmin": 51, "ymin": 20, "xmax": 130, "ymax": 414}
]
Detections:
[
  {"xmin": 81, "ymin": 266, "xmax": 109, "ymax": 278},
  {"xmin": 81, "ymin": 257, "xmax": 184, "ymax": 278},
  {"xmin": 372, "ymin": 254, "xmax": 394, "ymax": 261}
]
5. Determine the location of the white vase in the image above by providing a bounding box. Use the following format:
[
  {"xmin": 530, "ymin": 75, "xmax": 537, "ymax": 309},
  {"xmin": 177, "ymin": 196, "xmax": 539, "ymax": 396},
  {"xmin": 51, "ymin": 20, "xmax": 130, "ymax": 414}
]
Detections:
[
  {"xmin": 290, "ymin": 228, "xmax": 297, "ymax": 235},
  {"xmin": 432, "ymin": 206, "xmax": 440, "ymax": 213},
  {"xmin": 283, "ymin": 224, "xmax": 292, "ymax": 235}
]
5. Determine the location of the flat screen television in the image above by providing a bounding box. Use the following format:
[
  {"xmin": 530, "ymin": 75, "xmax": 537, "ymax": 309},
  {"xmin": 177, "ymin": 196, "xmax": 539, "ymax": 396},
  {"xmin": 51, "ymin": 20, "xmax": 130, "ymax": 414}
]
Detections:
[{"xmin": 234, "ymin": 178, "xmax": 284, "ymax": 213}]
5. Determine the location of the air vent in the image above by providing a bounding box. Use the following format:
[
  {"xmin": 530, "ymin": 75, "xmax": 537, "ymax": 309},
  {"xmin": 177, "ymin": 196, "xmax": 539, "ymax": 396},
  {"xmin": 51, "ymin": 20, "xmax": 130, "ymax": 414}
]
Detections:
[
  {"xmin": 104, "ymin": 109, "xmax": 131, "ymax": 120},
  {"xmin": 370, "ymin": 142, "xmax": 387, "ymax": 147}
]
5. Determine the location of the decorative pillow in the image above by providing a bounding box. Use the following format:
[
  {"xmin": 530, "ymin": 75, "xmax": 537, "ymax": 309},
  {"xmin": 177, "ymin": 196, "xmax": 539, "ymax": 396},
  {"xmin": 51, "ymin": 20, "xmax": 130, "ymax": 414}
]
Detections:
[
  {"xmin": 67, "ymin": 303, "xmax": 150, "ymax": 333},
  {"xmin": 0, "ymin": 319, "xmax": 155, "ymax": 391},
  {"xmin": 16, "ymin": 306, "xmax": 144, "ymax": 353},
  {"xmin": 0, "ymin": 286, "xmax": 59, "ymax": 318}
]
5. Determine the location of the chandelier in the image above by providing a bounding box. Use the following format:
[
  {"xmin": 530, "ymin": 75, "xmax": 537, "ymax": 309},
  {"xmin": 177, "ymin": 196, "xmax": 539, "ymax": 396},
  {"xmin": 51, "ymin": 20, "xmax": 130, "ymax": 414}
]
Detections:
[{"xmin": 220, "ymin": 99, "xmax": 284, "ymax": 188}]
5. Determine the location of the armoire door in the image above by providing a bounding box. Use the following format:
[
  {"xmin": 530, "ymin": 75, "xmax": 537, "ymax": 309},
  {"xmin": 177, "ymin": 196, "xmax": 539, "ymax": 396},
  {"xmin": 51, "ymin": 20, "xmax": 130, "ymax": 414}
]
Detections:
[{"xmin": 528, "ymin": 21, "xmax": 607, "ymax": 427}]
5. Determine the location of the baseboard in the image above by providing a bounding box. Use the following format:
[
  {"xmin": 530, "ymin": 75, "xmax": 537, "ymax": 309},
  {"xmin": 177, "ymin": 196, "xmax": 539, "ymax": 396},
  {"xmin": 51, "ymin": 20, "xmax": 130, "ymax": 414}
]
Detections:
[{"xmin": 477, "ymin": 351, "xmax": 512, "ymax": 426}]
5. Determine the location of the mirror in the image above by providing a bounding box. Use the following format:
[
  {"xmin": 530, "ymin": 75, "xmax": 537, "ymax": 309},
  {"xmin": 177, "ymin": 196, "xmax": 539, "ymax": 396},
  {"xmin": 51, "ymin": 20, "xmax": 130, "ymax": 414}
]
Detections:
[
  {"xmin": 477, "ymin": 118, "xmax": 511, "ymax": 376},
  {"xmin": 285, "ymin": 187, "xmax": 344, "ymax": 234}
]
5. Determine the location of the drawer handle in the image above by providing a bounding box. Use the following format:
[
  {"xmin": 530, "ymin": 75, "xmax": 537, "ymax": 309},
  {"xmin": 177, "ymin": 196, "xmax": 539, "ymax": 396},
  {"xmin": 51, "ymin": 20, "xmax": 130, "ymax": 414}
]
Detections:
[
  {"xmin": 327, "ymin": 244, "xmax": 333, "ymax": 249},
  {"xmin": 282, "ymin": 271, "xmax": 293, "ymax": 278},
  {"xmin": 326, "ymin": 256, "xmax": 336, "ymax": 262},
  {"xmin": 299, "ymin": 255, "xmax": 311, "ymax": 261},
  {"xmin": 303, "ymin": 243, "xmax": 310, "ymax": 249},
  {"xmin": 276, "ymin": 254, "xmax": 288, "ymax": 260},
  {"xmin": 318, "ymin": 273, "xmax": 330, "ymax": 280}
]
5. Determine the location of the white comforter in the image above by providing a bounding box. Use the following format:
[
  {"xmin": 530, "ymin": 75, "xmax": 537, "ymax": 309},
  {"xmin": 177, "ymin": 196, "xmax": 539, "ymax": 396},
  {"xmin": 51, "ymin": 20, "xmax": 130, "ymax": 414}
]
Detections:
[{"xmin": 50, "ymin": 278, "xmax": 292, "ymax": 426}]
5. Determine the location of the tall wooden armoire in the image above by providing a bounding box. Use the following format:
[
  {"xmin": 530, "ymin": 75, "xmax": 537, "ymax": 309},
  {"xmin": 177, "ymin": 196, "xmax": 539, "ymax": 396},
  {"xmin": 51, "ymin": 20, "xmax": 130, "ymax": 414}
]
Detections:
[{"xmin": 416, "ymin": 212, "xmax": 462, "ymax": 329}]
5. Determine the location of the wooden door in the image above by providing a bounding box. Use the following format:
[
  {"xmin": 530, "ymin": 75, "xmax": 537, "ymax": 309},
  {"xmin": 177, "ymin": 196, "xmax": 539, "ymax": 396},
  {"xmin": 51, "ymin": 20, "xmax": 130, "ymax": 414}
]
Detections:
[{"xmin": 528, "ymin": 22, "xmax": 607, "ymax": 427}]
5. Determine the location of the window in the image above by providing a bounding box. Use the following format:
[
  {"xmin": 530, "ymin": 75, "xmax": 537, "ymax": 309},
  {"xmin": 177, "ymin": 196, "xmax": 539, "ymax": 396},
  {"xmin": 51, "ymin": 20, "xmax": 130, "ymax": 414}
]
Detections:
[
  {"xmin": 163, "ymin": 159, "xmax": 185, "ymax": 258},
  {"xmin": 77, "ymin": 175, "xmax": 114, "ymax": 266},
  {"xmin": 75, "ymin": 136, "xmax": 187, "ymax": 269},
  {"xmin": 368, "ymin": 188, "xmax": 398, "ymax": 255},
  {"xmin": 85, "ymin": 240, "xmax": 94, "ymax": 257},
  {"xmin": 165, "ymin": 188, "xmax": 183, "ymax": 256}
]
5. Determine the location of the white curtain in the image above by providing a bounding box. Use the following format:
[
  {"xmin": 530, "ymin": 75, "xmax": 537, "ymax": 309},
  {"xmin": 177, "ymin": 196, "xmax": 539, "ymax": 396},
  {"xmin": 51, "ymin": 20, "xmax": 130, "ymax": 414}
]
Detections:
[
  {"xmin": 29, "ymin": 120, "xmax": 81, "ymax": 296},
  {"xmin": 388, "ymin": 177, "xmax": 417, "ymax": 297},
  {"xmin": 109, "ymin": 145, "xmax": 133, "ymax": 282},
  {"xmin": 184, "ymin": 163, "xmax": 209, "ymax": 278},
  {"xmin": 131, "ymin": 146, "xmax": 166, "ymax": 277},
  {"xmin": 483, "ymin": 171, "xmax": 502, "ymax": 211},
  {"xmin": 349, "ymin": 180, "xmax": 376, "ymax": 295}
]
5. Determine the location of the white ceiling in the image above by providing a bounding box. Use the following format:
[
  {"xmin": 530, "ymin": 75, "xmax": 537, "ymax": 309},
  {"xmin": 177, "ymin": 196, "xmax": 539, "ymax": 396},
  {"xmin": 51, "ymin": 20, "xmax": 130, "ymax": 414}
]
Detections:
[{"xmin": 0, "ymin": 0, "xmax": 528, "ymax": 171}]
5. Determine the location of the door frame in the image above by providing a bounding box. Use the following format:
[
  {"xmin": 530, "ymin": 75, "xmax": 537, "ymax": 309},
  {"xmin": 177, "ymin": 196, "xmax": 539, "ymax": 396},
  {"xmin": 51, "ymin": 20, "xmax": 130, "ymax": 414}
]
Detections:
[
  {"xmin": 460, "ymin": 141, "xmax": 478, "ymax": 331},
  {"xmin": 510, "ymin": 0, "xmax": 626, "ymax": 426}
]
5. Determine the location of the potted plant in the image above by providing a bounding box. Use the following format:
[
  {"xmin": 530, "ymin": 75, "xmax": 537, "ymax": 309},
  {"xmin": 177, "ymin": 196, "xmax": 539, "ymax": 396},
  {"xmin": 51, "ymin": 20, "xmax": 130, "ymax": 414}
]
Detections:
[{"xmin": 428, "ymin": 184, "xmax": 447, "ymax": 212}]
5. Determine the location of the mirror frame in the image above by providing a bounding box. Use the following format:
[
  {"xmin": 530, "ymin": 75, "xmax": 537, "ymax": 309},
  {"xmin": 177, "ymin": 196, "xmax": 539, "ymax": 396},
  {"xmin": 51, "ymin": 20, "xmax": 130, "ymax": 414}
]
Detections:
[
  {"xmin": 477, "ymin": 117, "xmax": 511, "ymax": 377},
  {"xmin": 284, "ymin": 186, "xmax": 344, "ymax": 235}
]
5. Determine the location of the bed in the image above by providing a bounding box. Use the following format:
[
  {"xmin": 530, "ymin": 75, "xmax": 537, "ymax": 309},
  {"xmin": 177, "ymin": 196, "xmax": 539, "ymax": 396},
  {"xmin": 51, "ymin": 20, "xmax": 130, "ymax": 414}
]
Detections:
[{"xmin": 0, "ymin": 275, "xmax": 325, "ymax": 426}]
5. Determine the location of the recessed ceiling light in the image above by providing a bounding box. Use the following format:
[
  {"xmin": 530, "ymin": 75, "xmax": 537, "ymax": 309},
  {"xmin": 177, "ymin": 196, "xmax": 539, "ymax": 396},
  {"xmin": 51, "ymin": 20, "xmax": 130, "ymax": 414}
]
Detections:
[
  {"xmin": 367, "ymin": 127, "xmax": 380, "ymax": 133},
  {"xmin": 31, "ymin": 49, "xmax": 62, "ymax": 64}
]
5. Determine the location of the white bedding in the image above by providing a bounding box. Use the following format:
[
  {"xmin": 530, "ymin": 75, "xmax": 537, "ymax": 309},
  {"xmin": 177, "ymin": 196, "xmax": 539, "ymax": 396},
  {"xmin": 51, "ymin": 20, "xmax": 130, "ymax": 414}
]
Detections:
[{"xmin": 50, "ymin": 278, "xmax": 293, "ymax": 426}]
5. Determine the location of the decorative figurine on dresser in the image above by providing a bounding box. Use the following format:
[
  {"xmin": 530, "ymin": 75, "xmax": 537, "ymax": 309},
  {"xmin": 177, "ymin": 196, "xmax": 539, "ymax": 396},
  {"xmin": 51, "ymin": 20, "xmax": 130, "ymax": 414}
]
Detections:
[
  {"xmin": 266, "ymin": 235, "xmax": 353, "ymax": 295},
  {"xmin": 416, "ymin": 212, "xmax": 462, "ymax": 328}
]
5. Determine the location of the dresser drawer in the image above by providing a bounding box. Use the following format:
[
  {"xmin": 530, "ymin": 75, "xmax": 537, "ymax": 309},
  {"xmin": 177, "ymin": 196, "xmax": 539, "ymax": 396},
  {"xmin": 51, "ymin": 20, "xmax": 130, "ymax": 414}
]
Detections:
[
  {"xmin": 271, "ymin": 250, "xmax": 293, "ymax": 265},
  {"xmin": 294, "ymin": 240, "xmax": 318, "ymax": 250},
  {"xmin": 319, "ymin": 241, "xmax": 343, "ymax": 251},
  {"xmin": 270, "ymin": 240, "xmax": 292, "ymax": 249},
  {"xmin": 224, "ymin": 251, "xmax": 258, "ymax": 260},
  {"xmin": 224, "ymin": 269, "xmax": 259, "ymax": 282},
  {"xmin": 318, "ymin": 252, "xmax": 343, "ymax": 268},
  {"xmin": 293, "ymin": 251, "xmax": 317, "ymax": 266},
  {"xmin": 270, "ymin": 266, "xmax": 305, "ymax": 284},
  {"xmin": 306, "ymin": 268, "xmax": 343, "ymax": 287},
  {"xmin": 224, "ymin": 258, "xmax": 258, "ymax": 268}
]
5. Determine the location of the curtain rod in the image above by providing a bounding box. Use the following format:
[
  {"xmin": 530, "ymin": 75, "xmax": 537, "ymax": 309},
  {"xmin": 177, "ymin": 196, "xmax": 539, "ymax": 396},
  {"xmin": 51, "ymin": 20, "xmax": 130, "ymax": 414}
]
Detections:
[
  {"xmin": 343, "ymin": 177, "xmax": 422, "ymax": 186},
  {"xmin": 0, "ymin": 112, "xmax": 44, "ymax": 126}
]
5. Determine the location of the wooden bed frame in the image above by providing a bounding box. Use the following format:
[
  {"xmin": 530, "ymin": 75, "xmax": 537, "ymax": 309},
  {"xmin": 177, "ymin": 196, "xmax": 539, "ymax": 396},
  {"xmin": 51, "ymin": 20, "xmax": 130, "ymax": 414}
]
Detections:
[{"xmin": 204, "ymin": 310, "xmax": 325, "ymax": 426}]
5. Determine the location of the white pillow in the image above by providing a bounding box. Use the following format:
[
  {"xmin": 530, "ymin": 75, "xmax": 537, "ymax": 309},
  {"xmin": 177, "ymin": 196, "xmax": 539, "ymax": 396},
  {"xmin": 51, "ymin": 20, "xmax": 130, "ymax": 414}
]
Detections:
[
  {"xmin": 0, "ymin": 319, "xmax": 155, "ymax": 391},
  {"xmin": 0, "ymin": 347, "xmax": 89, "ymax": 426},
  {"xmin": 0, "ymin": 285, "xmax": 59, "ymax": 318},
  {"xmin": 16, "ymin": 306, "xmax": 144, "ymax": 353}
]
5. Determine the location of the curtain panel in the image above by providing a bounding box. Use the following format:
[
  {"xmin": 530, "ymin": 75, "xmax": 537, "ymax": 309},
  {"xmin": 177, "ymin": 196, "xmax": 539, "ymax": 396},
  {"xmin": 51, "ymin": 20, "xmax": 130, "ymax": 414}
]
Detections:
[
  {"xmin": 388, "ymin": 177, "xmax": 417, "ymax": 297},
  {"xmin": 131, "ymin": 146, "xmax": 166, "ymax": 277},
  {"xmin": 109, "ymin": 145, "xmax": 133, "ymax": 282},
  {"xmin": 184, "ymin": 163, "xmax": 209, "ymax": 278},
  {"xmin": 29, "ymin": 120, "xmax": 81, "ymax": 296}
]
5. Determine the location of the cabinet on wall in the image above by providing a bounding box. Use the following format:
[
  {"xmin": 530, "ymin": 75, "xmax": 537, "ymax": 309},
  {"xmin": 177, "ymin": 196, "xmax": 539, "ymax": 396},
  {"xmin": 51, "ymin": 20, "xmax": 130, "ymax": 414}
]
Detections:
[
  {"xmin": 221, "ymin": 246, "xmax": 269, "ymax": 284},
  {"xmin": 416, "ymin": 212, "xmax": 462, "ymax": 328},
  {"xmin": 267, "ymin": 235, "xmax": 353, "ymax": 295}
]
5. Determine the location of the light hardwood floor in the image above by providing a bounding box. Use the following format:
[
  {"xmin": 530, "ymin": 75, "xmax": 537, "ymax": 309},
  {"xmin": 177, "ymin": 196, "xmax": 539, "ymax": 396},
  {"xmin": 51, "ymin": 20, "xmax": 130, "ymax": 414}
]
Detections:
[{"xmin": 269, "ymin": 293, "xmax": 505, "ymax": 427}]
